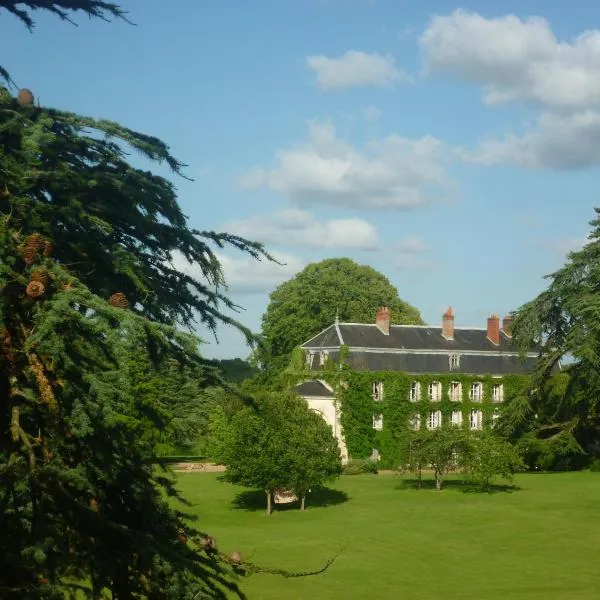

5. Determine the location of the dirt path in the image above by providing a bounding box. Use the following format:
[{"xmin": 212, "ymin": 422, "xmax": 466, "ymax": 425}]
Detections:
[{"xmin": 172, "ymin": 462, "xmax": 226, "ymax": 473}]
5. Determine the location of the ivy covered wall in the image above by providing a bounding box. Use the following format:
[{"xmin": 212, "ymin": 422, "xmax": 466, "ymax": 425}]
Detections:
[{"xmin": 336, "ymin": 371, "xmax": 531, "ymax": 468}]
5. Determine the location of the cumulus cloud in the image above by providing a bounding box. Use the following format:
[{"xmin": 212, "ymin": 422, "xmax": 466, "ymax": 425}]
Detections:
[
  {"xmin": 171, "ymin": 250, "xmax": 305, "ymax": 295},
  {"xmin": 226, "ymin": 209, "xmax": 380, "ymax": 250},
  {"xmin": 459, "ymin": 111, "xmax": 600, "ymax": 169},
  {"xmin": 420, "ymin": 10, "xmax": 600, "ymax": 110},
  {"xmin": 240, "ymin": 121, "xmax": 451, "ymax": 210},
  {"xmin": 421, "ymin": 10, "xmax": 600, "ymax": 168},
  {"xmin": 306, "ymin": 50, "xmax": 410, "ymax": 90},
  {"xmin": 217, "ymin": 252, "xmax": 306, "ymax": 294}
]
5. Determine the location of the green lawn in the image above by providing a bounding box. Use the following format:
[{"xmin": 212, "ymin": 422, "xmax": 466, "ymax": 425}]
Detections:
[{"xmin": 174, "ymin": 471, "xmax": 600, "ymax": 600}]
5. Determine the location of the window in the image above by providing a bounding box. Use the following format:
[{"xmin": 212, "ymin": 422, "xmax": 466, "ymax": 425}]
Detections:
[
  {"xmin": 470, "ymin": 409, "xmax": 483, "ymax": 430},
  {"xmin": 318, "ymin": 350, "xmax": 329, "ymax": 367},
  {"xmin": 371, "ymin": 448, "xmax": 380, "ymax": 461},
  {"xmin": 372, "ymin": 381, "xmax": 384, "ymax": 402},
  {"xmin": 372, "ymin": 413, "xmax": 383, "ymax": 431},
  {"xmin": 427, "ymin": 410, "xmax": 442, "ymax": 430},
  {"xmin": 469, "ymin": 382, "xmax": 483, "ymax": 402},
  {"xmin": 492, "ymin": 383, "xmax": 504, "ymax": 403},
  {"xmin": 449, "ymin": 381, "xmax": 462, "ymax": 402},
  {"xmin": 305, "ymin": 351, "xmax": 314, "ymax": 368},
  {"xmin": 491, "ymin": 411, "xmax": 500, "ymax": 428},
  {"xmin": 409, "ymin": 381, "xmax": 421, "ymax": 402},
  {"xmin": 450, "ymin": 410, "xmax": 463, "ymax": 427},
  {"xmin": 409, "ymin": 414, "xmax": 421, "ymax": 431},
  {"xmin": 428, "ymin": 381, "xmax": 442, "ymax": 402},
  {"xmin": 449, "ymin": 353, "xmax": 460, "ymax": 369}
]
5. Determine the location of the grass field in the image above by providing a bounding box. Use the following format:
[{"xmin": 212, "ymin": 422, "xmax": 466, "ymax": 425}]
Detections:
[{"xmin": 175, "ymin": 471, "xmax": 600, "ymax": 600}]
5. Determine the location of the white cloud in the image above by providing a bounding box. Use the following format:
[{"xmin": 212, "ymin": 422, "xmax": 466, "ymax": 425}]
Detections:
[
  {"xmin": 226, "ymin": 209, "xmax": 380, "ymax": 250},
  {"xmin": 306, "ymin": 50, "xmax": 409, "ymax": 90},
  {"xmin": 240, "ymin": 121, "xmax": 451, "ymax": 210},
  {"xmin": 171, "ymin": 250, "xmax": 305, "ymax": 295},
  {"xmin": 217, "ymin": 252, "xmax": 306, "ymax": 294},
  {"xmin": 420, "ymin": 10, "xmax": 600, "ymax": 110},
  {"xmin": 460, "ymin": 110, "xmax": 600, "ymax": 169}
]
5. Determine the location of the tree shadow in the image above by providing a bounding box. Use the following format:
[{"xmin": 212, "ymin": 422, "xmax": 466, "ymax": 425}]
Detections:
[
  {"xmin": 396, "ymin": 478, "xmax": 520, "ymax": 494},
  {"xmin": 232, "ymin": 487, "xmax": 349, "ymax": 512}
]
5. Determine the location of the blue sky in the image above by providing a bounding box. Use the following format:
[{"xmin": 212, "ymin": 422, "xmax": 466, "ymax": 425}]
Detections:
[{"xmin": 3, "ymin": 0, "xmax": 600, "ymax": 358}]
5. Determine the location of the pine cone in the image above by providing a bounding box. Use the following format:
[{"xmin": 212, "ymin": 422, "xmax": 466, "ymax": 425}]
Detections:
[
  {"xmin": 26, "ymin": 280, "xmax": 45, "ymax": 299},
  {"xmin": 231, "ymin": 551, "xmax": 242, "ymax": 564},
  {"xmin": 30, "ymin": 269, "xmax": 49, "ymax": 286},
  {"xmin": 17, "ymin": 88, "xmax": 34, "ymax": 107},
  {"xmin": 43, "ymin": 240, "xmax": 53, "ymax": 257},
  {"xmin": 109, "ymin": 292, "xmax": 129, "ymax": 308},
  {"xmin": 21, "ymin": 233, "xmax": 45, "ymax": 265}
]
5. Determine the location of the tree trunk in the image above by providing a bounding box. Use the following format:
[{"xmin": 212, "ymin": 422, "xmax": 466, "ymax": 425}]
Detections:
[
  {"xmin": 300, "ymin": 494, "xmax": 305, "ymax": 511},
  {"xmin": 435, "ymin": 473, "xmax": 442, "ymax": 490},
  {"xmin": 266, "ymin": 490, "xmax": 272, "ymax": 516}
]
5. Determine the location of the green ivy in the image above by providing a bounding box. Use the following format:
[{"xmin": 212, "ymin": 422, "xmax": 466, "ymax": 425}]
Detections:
[{"xmin": 337, "ymin": 372, "xmax": 531, "ymax": 468}]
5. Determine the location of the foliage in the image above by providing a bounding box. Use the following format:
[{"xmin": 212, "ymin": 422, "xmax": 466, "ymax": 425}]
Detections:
[
  {"xmin": 211, "ymin": 358, "xmax": 257, "ymax": 384},
  {"xmin": 223, "ymin": 392, "xmax": 342, "ymax": 513},
  {"xmin": 508, "ymin": 208, "xmax": 600, "ymax": 468},
  {"xmin": 257, "ymin": 258, "xmax": 423, "ymax": 372},
  {"xmin": 207, "ymin": 403, "xmax": 234, "ymax": 465},
  {"xmin": 590, "ymin": 458, "xmax": 600, "ymax": 472},
  {"xmin": 0, "ymin": 4, "xmax": 274, "ymax": 597},
  {"xmin": 341, "ymin": 459, "xmax": 378, "ymax": 475},
  {"xmin": 462, "ymin": 430, "xmax": 524, "ymax": 490},
  {"xmin": 331, "ymin": 369, "xmax": 528, "ymax": 468}
]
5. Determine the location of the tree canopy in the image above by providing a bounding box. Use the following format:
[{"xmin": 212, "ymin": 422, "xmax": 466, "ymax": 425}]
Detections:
[
  {"xmin": 0, "ymin": 2, "xmax": 272, "ymax": 597},
  {"xmin": 258, "ymin": 258, "xmax": 423, "ymax": 371},
  {"xmin": 220, "ymin": 391, "xmax": 342, "ymax": 514},
  {"xmin": 506, "ymin": 208, "xmax": 600, "ymax": 469}
]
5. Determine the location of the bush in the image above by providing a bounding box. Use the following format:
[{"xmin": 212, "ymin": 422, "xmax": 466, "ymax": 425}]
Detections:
[
  {"xmin": 589, "ymin": 458, "xmax": 600, "ymax": 472},
  {"xmin": 342, "ymin": 459, "xmax": 378, "ymax": 475}
]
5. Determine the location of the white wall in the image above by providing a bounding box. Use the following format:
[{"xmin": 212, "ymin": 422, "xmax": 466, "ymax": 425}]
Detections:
[{"xmin": 303, "ymin": 393, "xmax": 349, "ymax": 464}]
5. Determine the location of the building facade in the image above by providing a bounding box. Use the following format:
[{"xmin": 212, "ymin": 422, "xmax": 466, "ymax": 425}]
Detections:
[{"xmin": 295, "ymin": 306, "xmax": 544, "ymax": 464}]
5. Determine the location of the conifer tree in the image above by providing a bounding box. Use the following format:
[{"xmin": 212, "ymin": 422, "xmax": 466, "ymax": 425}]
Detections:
[{"xmin": 0, "ymin": 2, "xmax": 272, "ymax": 597}]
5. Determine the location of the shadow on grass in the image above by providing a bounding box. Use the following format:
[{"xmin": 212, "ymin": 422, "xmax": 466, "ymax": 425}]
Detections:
[
  {"xmin": 396, "ymin": 478, "xmax": 520, "ymax": 494},
  {"xmin": 232, "ymin": 487, "xmax": 349, "ymax": 512}
]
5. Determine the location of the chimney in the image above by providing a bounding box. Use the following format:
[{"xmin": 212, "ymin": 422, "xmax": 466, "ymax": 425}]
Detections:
[
  {"xmin": 442, "ymin": 306, "xmax": 454, "ymax": 340},
  {"xmin": 502, "ymin": 315, "xmax": 513, "ymax": 337},
  {"xmin": 487, "ymin": 314, "xmax": 500, "ymax": 345},
  {"xmin": 375, "ymin": 305, "xmax": 390, "ymax": 335}
]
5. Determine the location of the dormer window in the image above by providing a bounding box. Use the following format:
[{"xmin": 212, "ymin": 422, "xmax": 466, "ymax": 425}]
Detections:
[
  {"xmin": 305, "ymin": 351, "xmax": 314, "ymax": 368},
  {"xmin": 319, "ymin": 350, "xmax": 329, "ymax": 367},
  {"xmin": 449, "ymin": 353, "xmax": 460, "ymax": 369},
  {"xmin": 372, "ymin": 381, "xmax": 384, "ymax": 402}
]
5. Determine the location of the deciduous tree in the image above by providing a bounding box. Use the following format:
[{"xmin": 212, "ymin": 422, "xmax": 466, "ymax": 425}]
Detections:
[
  {"xmin": 258, "ymin": 258, "xmax": 423, "ymax": 372},
  {"xmin": 223, "ymin": 392, "xmax": 342, "ymax": 514}
]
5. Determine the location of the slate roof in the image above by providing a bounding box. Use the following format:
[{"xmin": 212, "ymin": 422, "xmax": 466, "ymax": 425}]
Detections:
[
  {"xmin": 295, "ymin": 380, "xmax": 334, "ymax": 397},
  {"xmin": 302, "ymin": 323, "xmax": 521, "ymax": 353}
]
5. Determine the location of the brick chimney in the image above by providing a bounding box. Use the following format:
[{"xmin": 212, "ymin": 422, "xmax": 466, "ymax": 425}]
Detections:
[
  {"xmin": 487, "ymin": 314, "xmax": 500, "ymax": 346},
  {"xmin": 502, "ymin": 315, "xmax": 513, "ymax": 337},
  {"xmin": 442, "ymin": 306, "xmax": 454, "ymax": 340},
  {"xmin": 375, "ymin": 305, "xmax": 390, "ymax": 335}
]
